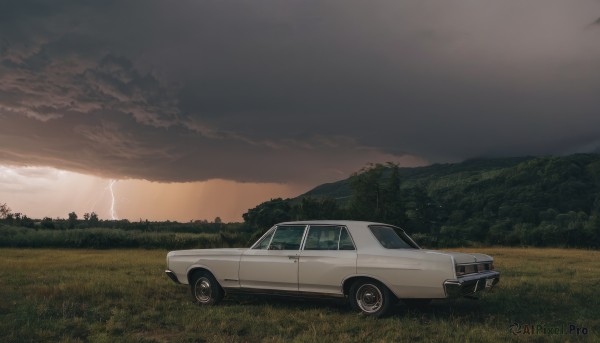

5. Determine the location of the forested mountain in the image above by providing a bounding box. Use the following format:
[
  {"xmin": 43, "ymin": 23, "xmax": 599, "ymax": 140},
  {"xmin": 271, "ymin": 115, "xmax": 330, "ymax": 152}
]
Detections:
[{"xmin": 243, "ymin": 154, "xmax": 600, "ymax": 248}]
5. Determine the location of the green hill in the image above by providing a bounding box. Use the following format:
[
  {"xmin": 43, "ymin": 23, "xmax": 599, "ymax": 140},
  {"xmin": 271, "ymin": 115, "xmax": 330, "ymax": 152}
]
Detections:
[
  {"xmin": 244, "ymin": 154, "xmax": 600, "ymax": 248},
  {"xmin": 299, "ymin": 156, "xmax": 534, "ymax": 203}
]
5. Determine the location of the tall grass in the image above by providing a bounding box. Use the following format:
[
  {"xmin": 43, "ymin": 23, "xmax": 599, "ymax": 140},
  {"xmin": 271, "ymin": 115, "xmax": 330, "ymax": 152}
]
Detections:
[{"xmin": 1, "ymin": 247, "xmax": 598, "ymax": 342}]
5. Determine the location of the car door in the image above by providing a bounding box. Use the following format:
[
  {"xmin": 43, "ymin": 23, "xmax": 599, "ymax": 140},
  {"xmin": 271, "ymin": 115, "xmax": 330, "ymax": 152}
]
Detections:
[
  {"xmin": 298, "ymin": 225, "xmax": 357, "ymax": 295},
  {"xmin": 239, "ymin": 225, "xmax": 307, "ymax": 292}
]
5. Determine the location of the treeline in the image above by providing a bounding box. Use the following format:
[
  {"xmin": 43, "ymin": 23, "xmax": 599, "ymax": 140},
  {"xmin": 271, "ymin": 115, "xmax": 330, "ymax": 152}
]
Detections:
[
  {"xmin": 0, "ymin": 203, "xmax": 254, "ymax": 249},
  {"xmin": 243, "ymin": 155, "xmax": 600, "ymax": 248},
  {"xmin": 0, "ymin": 205, "xmax": 242, "ymax": 234},
  {"xmin": 0, "ymin": 226, "xmax": 251, "ymax": 250}
]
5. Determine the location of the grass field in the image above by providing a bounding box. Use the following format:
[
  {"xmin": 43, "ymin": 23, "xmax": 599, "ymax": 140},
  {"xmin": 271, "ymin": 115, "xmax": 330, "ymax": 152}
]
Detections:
[{"xmin": 1, "ymin": 247, "xmax": 599, "ymax": 342}]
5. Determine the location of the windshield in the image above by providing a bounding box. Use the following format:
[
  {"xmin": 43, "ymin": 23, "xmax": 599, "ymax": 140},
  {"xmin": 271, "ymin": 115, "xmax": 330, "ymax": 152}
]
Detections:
[{"xmin": 368, "ymin": 225, "xmax": 419, "ymax": 249}]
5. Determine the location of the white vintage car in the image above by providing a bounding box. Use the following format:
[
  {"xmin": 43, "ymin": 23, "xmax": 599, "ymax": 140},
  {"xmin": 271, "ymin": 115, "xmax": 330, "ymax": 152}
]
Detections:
[{"xmin": 165, "ymin": 221, "xmax": 499, "ymax": 316}]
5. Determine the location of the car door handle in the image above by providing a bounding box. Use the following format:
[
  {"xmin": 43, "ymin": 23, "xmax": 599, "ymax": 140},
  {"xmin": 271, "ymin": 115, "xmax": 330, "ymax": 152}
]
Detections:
[{"xmin": 288, "ymin": 256, "xmax": 299, "ymax": 261}]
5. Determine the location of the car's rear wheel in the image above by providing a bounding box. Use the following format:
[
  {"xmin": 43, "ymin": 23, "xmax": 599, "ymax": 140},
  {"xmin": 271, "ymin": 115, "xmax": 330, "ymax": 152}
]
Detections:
[
  {"xmin": 349, "ymin": 279, "xmax": 394, "ymax": 317},
  {"xmin": 190, "ymin": 271, "xmax": 223, "ymax": 305}
]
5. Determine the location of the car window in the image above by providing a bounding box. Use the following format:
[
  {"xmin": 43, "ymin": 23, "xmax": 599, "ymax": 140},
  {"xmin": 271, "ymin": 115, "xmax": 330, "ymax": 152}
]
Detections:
[
  {"xmin": 303, "ymin": 226, "xmax": 356, "ymax": 251},
  {"xmin": 369, "ymin": 225, "xmax": 417, "ymax": 249},
  {"xmin": 253, "ymin": 229, "xmax": 275, "ymax": 249},
  {"xmin": 268, "ymin": 225, "xmax": 306, "ymax": 250},
  {"xmin": 339, "ymin": 227, "xmax": 356, "ymax": 250},
  {"xmin": 304, "ymin": 226, "xmax": 341, "ymax": 250}
]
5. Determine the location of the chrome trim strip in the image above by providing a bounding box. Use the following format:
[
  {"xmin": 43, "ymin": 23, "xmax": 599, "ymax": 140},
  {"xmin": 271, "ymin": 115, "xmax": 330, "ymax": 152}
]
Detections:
[
  {"xmin": 443, "ymin": 271, "xmax": 500, "ymax": 298},
  {"xmin": 250, "ymin": 226, "xmax": 276, "ymax": 249},
  {"xmin": 223, "ymin": 287, "xmax": 345, "ymax": 299},
  {"xmin": 456, "ymin": 270, "xmax": 499, "ymax": 283},
  {"xmin": 298, "ymin": 225, "xmax": 310, "ymax": 251}
]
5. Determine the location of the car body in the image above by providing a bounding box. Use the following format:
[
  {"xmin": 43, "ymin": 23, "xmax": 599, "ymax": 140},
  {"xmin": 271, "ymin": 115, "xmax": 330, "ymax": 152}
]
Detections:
[{"xmin": 165, "ymin": 220, "xmax": 500, "ymax": 316}]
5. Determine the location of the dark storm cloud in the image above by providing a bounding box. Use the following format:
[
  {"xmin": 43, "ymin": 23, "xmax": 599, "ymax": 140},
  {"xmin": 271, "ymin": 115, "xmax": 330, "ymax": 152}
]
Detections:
[{"xmin": 1, "ymin": 0, "xmax": 600, "ymax": 183}]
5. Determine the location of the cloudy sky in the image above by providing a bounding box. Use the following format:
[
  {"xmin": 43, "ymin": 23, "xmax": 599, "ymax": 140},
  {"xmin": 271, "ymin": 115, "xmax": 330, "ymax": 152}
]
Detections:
[{"xmin": 1, "ymin": 1, "xmax": 600, "ymax": 221}]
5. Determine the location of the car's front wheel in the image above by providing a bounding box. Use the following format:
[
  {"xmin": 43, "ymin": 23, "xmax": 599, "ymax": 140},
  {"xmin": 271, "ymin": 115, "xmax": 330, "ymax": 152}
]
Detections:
[
  {"xmin": 190, "ymin": 271, "xmax": 223, "ymax": 306},
  {"xmin": 349, "ymin": 279, "xmax": 394, "ymax": 317}
]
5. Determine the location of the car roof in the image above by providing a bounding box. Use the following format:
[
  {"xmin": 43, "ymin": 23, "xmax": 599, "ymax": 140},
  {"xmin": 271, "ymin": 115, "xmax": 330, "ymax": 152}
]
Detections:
[
  {"xmin": 276, "ymin": 220, "xmax": 403, "ymax": 229},
  {"xmin": 273, "ymin": 220, "xmax": 416, "ymax": 250}
]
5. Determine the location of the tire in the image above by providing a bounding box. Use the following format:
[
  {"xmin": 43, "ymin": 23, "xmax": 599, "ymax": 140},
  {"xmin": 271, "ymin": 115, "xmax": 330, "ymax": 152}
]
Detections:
[
  {"xmin": 349, "ymin": 279, "xmax": 394, "ymax": 317},
  {"xmin": 403, "ymin": 299, "xmax": 432, "ymax": 308},
  {"xmin": 190, "ymin": 271, "xmax": 223, "ymax": 306}
]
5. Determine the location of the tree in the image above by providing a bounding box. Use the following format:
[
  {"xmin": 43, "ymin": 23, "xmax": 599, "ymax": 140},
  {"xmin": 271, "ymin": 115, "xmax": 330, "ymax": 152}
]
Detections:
[
  {"xmin": 0, "ymin": 203, "xmax": 11, "ymax": 219},
  {"xmin": 5, "ymin": 213, "xmax": 14, "ymax": 225},
  {"xmin": 348, "ymin": 163, "xmax": 385, "ymax": 221},
  {"xmin": 42, "ymin": 217, "xmax": 55, "ymax": 229},
  {"xmin": 20, "ymin": 215, "xmax": 34, "ymax": 228},
  {"xmin": 89, "ymin": 212, "xmax": 99, "ymax": 227},
  {"xmin": 243, "ymin": 198, "xmax": 292, "ymax": 229},
  {"xmin": 347, "ymin": 163, "xmax": 408, "ymax": 225},
  {"xmin": 298, "ymin": 197, "xmax": 322, "ymax": 220},
  {"xmin": 381, "ymin": 163, "xmax": 406, "ymax": 226},
  {"xmin": 68, "ymin": 212, "xmax": 78, "ymax": 229},
  {"xmin": 293, "ymin": 197, "xmax": 341, "ymax": 220}
]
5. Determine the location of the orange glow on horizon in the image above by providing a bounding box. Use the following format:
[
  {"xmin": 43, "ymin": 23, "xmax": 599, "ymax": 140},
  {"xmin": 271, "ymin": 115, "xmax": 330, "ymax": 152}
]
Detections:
[
  {"xmin": 114, "ymin": 178, "xmax": 306, "ymax": 222},
  {"xmin": 0, "ymin": 166, "xmax": 307, "ymax": 222}
]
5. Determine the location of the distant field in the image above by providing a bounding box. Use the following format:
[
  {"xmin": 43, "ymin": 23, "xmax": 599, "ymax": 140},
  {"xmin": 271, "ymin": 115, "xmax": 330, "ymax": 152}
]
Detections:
[{"xmin": 1, "ymin": 248, "xmax": 599, "ymax": 342}]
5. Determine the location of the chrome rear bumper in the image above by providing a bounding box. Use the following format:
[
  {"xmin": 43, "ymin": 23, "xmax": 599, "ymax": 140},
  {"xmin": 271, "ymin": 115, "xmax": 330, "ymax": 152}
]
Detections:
[
  {"xmin": 444, "ymin": 271, "xmax": 500, "ymax": 298},
  {"xmin": 165, "ymin": 269, "xmax": 180, "ymax": 284}
]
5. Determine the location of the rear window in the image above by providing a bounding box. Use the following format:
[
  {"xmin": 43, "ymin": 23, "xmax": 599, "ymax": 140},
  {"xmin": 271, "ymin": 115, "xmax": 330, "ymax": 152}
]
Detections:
[{"xmin": 369, "ymin": 225, "xmax": 418, "ymax": 249}]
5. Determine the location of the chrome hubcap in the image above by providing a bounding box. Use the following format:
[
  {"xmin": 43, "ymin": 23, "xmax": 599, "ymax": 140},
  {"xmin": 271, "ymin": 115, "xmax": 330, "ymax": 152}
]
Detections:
[
  {"xmin": 356, "ymin": 284, "xmax": 383, "ymax": 313},
  {"xmin": 194, "ymin": 277, "xmax": 212, "ymax": 303}
]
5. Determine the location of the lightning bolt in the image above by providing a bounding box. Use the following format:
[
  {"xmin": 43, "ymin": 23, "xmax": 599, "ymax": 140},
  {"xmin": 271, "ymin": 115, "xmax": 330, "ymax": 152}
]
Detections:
[{"xmin": 109, "ymin": 180, "xmax": 118, "ymax": 220}]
